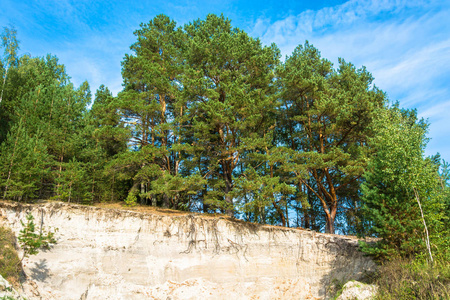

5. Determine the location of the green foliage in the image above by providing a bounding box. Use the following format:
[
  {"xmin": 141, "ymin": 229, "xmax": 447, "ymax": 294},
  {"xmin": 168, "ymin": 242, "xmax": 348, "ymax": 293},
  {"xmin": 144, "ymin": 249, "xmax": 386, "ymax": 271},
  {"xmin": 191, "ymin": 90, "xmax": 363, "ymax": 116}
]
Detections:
[
  {"xmin": 0, "ymin": 226, "xmax": 21, "ymax": 286},
  {"xmin": 0, "ymin": 122, "xmax": 50, "ymax": 201},
  {"xmin": 277, "ymin": 42, "xmax": 386, "ymax": 233},
  {"xmin": 1, "ymin": 14, "xmax": 449, "ymax": 244},
  {"xmin": 0, "ymin": 25, "xmax": 20, "ymax": 143},
  {"xmin": 372, "ymin": 259, "xmax": 450, "ymax": 300},
  {"xmin": 116, "ymin": 13, "xmax": 281, "ymax": 215},
  {"xmin": 117, "ymin": 14, "xmax": 188, "ymax": 208},
  {"xmin": 18, "ymin": 213, "xmax": 56, "ymax": 261},
  {"xmin": 360, "ymin": 106, "xmax": 448, "ymax": 260},
  {"xmin": 1, "ymin": 26, "xmax": 19, "ymax": 68},
  {"xmin": 54, "ymin": 158, "xmax": 91, "ymax": 204},
  {"xmin": 124, "ymin": 191, "xmax": 138, "ymax": 207},
  {"xmin": 183, "ymin": 14, "xmax": 281, "ymax": 215},
  {"xmin": 0, "ymin": 52, "xmax": 93, "ymax": 201}
]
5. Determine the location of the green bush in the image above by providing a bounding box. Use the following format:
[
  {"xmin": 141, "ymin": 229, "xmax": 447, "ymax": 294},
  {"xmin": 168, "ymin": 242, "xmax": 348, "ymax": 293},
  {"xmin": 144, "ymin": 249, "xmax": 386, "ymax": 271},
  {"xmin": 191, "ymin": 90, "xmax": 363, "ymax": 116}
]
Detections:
[
  {"xmin": 0, "ymin": 226, "xmax": 21, "ymax": 287},
  {"xmin": 124, "ymin": 192, "xmax": 137, "ymax": 207},
  {"xmin": 18, "ymin": 213, "xmax": 56, "ymax": 262},
  {"xmin": 373, "ymin": 259, "xmax": 450, "ymax": 300}
]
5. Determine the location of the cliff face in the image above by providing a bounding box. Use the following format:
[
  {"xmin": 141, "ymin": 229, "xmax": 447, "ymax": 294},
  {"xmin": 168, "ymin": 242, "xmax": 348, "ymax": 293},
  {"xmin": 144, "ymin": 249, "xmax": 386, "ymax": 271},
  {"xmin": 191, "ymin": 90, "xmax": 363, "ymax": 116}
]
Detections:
[{"xmin": 0, "ymin": 202, "xmax": 375, "ymax": 300}]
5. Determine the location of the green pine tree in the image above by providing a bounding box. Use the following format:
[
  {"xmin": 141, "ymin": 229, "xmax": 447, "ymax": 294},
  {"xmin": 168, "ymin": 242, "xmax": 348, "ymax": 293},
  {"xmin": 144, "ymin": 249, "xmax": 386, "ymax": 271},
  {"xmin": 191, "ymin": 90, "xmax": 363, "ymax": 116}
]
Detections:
[
  {"xmin": 18, "ymin": 213, "xmax": 56, "ymax": 263},
  {"xmin": 278, "ymin": 42, "xmax": 385, "ymax": 233},
  {"xmin": 360, "ymin": 106, "xmax": 447, "ymax": 261},
  {"xmin": 182, "ymin": 14, "xmax": 280, "ymax": 215}
]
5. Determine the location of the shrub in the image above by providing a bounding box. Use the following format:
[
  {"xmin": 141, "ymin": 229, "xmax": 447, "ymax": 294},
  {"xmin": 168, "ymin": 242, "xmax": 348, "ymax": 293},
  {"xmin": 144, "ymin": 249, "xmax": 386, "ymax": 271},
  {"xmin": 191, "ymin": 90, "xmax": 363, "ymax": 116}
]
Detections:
[
  {"xmin": 373, "ymin": 259, "xmax": 450, "ymax": 300},
  {"xmin": 124, "ymin": 192, "xmax": 137, "ymax": 206},
  {"xmin": 18, "ymin": 213, "xmax": 57, "ymax": 262},
  {"xmin": 0, "ymin": 226, "xmax": 21, "ymax": 287}
]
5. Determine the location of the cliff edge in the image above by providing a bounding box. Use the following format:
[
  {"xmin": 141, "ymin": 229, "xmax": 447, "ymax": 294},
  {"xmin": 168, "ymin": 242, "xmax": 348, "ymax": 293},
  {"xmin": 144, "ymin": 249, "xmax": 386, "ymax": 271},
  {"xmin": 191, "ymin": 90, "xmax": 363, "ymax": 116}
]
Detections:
[{"xmin": 0, "ymin": 201, "xmax": 375, "ymax": 299}]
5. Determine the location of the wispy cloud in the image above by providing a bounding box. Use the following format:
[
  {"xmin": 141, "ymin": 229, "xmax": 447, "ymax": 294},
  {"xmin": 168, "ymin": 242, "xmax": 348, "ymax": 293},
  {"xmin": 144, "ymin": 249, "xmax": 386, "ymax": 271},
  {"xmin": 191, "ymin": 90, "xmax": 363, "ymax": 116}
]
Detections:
[
  {"xmin": 252, "ymin": 0, "xmax": 434, "ymax": 51},
  {"xmin": 2, "ymin": 0, "xmax": 449, "ymax": 160},
  {"xmin": 252, "ymin": 0, "xmax": 450, "ymax": 160}
]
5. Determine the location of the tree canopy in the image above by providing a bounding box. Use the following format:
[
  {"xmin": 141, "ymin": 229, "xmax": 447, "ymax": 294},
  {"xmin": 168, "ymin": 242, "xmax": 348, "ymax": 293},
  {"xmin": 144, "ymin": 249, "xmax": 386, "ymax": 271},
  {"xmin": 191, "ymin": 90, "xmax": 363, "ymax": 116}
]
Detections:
[{"xmin": 0, "ymin": 14, "xmax": 448, "ymax": 257}]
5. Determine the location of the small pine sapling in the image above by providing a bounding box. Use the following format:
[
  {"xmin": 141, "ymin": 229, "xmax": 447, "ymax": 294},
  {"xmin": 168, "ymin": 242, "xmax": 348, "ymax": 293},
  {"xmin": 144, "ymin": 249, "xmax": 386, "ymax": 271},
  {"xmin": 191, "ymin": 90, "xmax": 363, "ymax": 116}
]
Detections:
[{"xmin": 18, "ymin": 213, "xmax": 57, "ymax": 263}]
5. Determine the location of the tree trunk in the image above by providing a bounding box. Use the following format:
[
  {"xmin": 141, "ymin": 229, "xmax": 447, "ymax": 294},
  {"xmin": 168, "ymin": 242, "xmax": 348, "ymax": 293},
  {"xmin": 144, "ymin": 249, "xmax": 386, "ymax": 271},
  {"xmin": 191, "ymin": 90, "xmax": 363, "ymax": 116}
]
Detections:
[
  {"xmin": 201, "ymin": 188, "xmax": 210, "ymax": 213},
  {"xmin": 91, "ymin": 170, "xmax": 96, "ymax": 203},
  {"xmin": 300, "ymin": 176, "xmax": 337, "ymax": 234},
  {"xmin": 413, "ymin": 188, "xmax": 433, "ymax": 264},
  {"xmin": 272, "ymin": 198, "xmax": 286, "ymax": 227},
  {"xmin": 162, "ymin": 194, "xmax": 170, "ymax": 208},
  {"xmin": 285, "ymin": 200, "xmax": 289, "ymax": 228},
  {"xmin": 68, "ymin": 183, "xmax": 72, "ymax": 203},
  {"xmin": 324, "ymin": 204, "xmax": 337, "ymax": 234},
  {"xmin": 222, "ymin": 161, "xmax": 234, "ymax": 217},
  {"xmin": 303, "ymin": 209, "xmax": 311, "ymax": 229},
  {"xmin": 56, "ymin": 152, "xmax": 64, "ymax": 199},
  {"xmin": 56, "ymin": 96, "xmax": 70, "ymax": 199},
  {"xmin": 0, "ymin": 67, "xmax": 8, "ymax": 105},
  {"xmin": 140, "ymin": 182, "xmax": 146, "ymax": 205},
  {"xmin": 3, "ymin": 118, "xmax": 22, "ymax": 200},
  {"xmin": 110, "ymin": 173, "xmax": 115, "ymax": 202},
  {"xmin": 325, "ymin": 214, "xmax": 334, "ymax": 234}
]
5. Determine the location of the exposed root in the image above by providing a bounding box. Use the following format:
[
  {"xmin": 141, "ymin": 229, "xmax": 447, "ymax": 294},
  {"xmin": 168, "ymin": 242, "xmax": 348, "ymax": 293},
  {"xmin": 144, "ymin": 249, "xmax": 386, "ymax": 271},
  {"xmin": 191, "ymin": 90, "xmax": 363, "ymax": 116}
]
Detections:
[{"xmin": 227, "ymin": 238, "xmax": 249, "ymax": 262}]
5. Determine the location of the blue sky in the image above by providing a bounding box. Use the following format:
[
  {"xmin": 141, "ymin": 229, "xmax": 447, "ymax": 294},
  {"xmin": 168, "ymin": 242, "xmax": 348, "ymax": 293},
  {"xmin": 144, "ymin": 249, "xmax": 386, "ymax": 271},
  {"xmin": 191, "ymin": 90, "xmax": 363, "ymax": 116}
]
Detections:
[{"xmin": 1, "ymin": 0, "xmax": 449, "ymax": 162}]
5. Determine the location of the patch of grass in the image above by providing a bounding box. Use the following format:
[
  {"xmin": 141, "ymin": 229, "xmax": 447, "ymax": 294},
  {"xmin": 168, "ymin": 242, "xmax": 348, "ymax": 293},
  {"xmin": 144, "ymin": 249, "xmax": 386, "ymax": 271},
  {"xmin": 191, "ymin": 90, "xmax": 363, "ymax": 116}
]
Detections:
[
  {"xmin": 373, "ymin": 258, "xmax": 450, "ymax": 300},
  {"xmin": 0, "ymin": 226, "xmax": 21, "ymax": 287},
  {"xmin": 327, "ymin": 278, "xmax": 347, "ymax": 299}
]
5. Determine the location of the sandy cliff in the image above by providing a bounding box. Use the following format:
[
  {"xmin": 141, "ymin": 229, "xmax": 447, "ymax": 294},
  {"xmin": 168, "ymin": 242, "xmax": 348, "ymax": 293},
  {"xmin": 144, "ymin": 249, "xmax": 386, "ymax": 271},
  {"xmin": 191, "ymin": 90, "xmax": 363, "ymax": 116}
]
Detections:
[{"xmin": 0, "ymin": 201, "xmax": 375, "ymax": 299}]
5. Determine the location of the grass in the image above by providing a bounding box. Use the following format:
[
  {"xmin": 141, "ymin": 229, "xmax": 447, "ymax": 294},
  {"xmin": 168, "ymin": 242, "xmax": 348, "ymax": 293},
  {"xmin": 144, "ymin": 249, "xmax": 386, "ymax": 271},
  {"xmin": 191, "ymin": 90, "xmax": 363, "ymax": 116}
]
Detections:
[
  {"xmin": 0, "ymin": 226, "xmax": 21, "ymax": 288},
  {"xmin": 371, "ymin": 258, "xmax": 450, "ymax": 300},
  {"xmin": 327, "ymin": 258, "xmax": 450, "ymax": 300}
]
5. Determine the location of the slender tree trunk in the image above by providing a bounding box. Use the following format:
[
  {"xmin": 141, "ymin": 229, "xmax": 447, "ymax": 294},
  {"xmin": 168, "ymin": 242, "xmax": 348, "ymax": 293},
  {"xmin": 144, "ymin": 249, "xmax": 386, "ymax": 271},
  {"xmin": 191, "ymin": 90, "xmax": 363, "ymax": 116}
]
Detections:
[
  {"xmin": 91, "ymin": 169, "xmax": 96, "ymax": 203},
  {"xmin": 285, "ymin": 199, "xmax": 289, "ymax": 228},
  {"xmin": 3, "ymin": 118, "xmax": 22, "ymax": 200},
  {"xmin": 0, "ymin": 67, "xmax": 8, "ymax": 105},
  {"xmin": 111, "ymin": 173, "xmax": 115, "ymax": 202},
  {"xmin": 272, "ymin": 199, "xmax": 286, "ymax": 227},
  {"xmin": 140, "ymin": 162, "xmax": 147, "ymax": 205},
  {"xmin": 140, "ymin": 182, "xmax": 146, "ymax": 205},
  {"xmin": 303, "ymin": 207, "xmax": 311, "ymax": 229},
  {"xmin": 323, "ymin": 193, "xmax": 337, "ymax": 234},
  {"xmin": 56, "ymin": 96, "xmax": 70, "ymax": 199},
  {"xmin": 267, "ymin": 156, "xmax": 287, "ymax": 227},
  {"xmin": 413, "ymin": 188, "xmax": 433, "ymax": 264},
  {"xmin": 300, "ymin": 175, "xmax": 337, "ymax": 234},
  {"xmin": 56, "ymin": 150, "xmax": 64, "ymax": 199},
  {"xmin": 201, "ymin": 188, "xmax": 210, "ymax": 213},
  {"xmin": 68, "ymin": 183, "xmax": 72, "ymax": 203},
  {"xmin": 91, "ymin": 140, "xmax": 98, "ymax": 202},
  {"xmin": 325, "ymin": 212, "xmax": 335, "ymax": 234},
  {"xmin": 301, "ymin": 182, "xmax": 311, "ymax": 229},
  {"xmin": 222, "ymin": 161, "xmax": 234, "ymax": 216}
]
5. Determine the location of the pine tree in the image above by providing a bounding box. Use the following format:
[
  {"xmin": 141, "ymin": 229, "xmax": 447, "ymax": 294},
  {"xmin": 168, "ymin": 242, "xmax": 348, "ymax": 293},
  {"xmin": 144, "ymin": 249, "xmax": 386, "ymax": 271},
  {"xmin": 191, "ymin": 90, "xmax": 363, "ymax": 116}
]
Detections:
[
  {"xmin": 0, "ymin": 51, "xmax": 93, "ymax": 200},
  {"xmin": 117, "ymin": 14, "xmax": 189, "ymax": 207},
  {"xmin": 0, "ymin": 122, "xmax": 50, "ymax": 200},
  {"xmin": 278, "ymin": 42, "xmax": 385, "ymax": 233},
  {"xmin": 0, "ymin": 26, "xmax": 19, "ymax": 105},
  {"xmin": 182, "ymin": 14, "xmax": 280, "ymax": 215},
  {"xmin": 360, "ymin": 106, "xmax": 447, "ymax": 260},
  {"xmin": 83, "ymin": 85, "xmax": 128, "ymax": 202},
  {"xmin": 0, "ymin": 26, "xmax": 20, "ymax": 144}
]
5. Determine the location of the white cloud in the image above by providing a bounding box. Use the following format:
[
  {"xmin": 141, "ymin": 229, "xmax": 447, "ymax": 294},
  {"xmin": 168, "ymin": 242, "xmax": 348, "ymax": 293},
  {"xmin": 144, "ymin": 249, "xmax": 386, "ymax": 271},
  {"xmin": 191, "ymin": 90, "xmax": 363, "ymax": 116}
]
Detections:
[
  {"xmin": 5, "ymin": 0, "xmax": 449, "ymax": 160},
  {"xmin": 365, "ymin": 36, "xmax": 450, "ymax": 92},
  {"xmin": 255, "ymin": 0, "xmax": 434, "ymax": 50},
  {"xmin": 251, "ymin": 0, "xmax": 450, "ymax": 161},
  {"xmin": 57, "ymin": 46, "xmax": 125, "ymax": 96}
]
